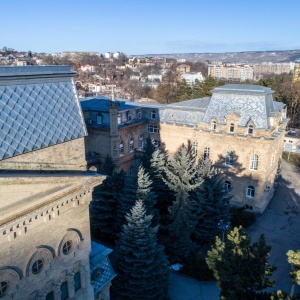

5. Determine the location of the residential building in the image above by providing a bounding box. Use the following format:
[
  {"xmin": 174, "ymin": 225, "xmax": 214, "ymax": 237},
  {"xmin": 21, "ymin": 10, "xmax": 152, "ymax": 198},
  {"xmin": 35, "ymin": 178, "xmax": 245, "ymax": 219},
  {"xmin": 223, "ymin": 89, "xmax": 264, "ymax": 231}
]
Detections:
[
  {"xmin": 0, "ymin": 66, "xmax": 115, "ymax": 299},
  {"xmin": 81, "ymin": 84, "xmax": 287, "ymax": 213},
  {"xmin": 181, "ymin": 72, "xmax": 204, "ymax": 85},
  {"xmin": 208, "ymin": 64, "xmax": 254, "ymax": 81}
]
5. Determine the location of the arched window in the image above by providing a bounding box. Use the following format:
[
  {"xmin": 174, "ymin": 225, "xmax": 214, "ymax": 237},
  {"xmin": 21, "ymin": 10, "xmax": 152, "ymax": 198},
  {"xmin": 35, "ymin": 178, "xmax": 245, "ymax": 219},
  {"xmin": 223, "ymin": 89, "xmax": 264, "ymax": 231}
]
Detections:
[
  {"xmin": 203, "ymin": 147, "xmax": 210, "ymax": 159},
  {"xmin": 96, "ymin": 113, "xmax": 103, "ymax": 125},
  {"xmin": 0, "ymin": 281, "xmax": 8, "ymax": 297},
  {"xmin": 211, "ymin": 120, "xmax": 217, "ymax": 130},
  {"xmin": 139, "ymin": 134, "xmax": 144, "ymax": 150},
  {"xmin": 74, "ymin": 272, "xmax": 81, "ymax": 292},
  {"xmin": 192, "ymin": 141, "xmax": 198, "ymax": 157},
  {"xmin": 249, "ymin": 154, "xmax": 258, "ymax": 170},
  {"xmin": 62, "ymin": 241, "xmax": 73, "ymax": 255},
  {"xmin": 225, "ymin": 151, "xmax": 233, "ymax": 166},
  {"xmin": 246, "ymin": 186, "xmax": 255, "ymax": 198},
  {"xmin": 32, "ymin": 259, "xmax": 44, "ymax": 274},
  {"xmin": 129, "ymin": 138, "xmax": 134, "ymax": 153},
  {"xmin": 127, "ymin": 111, "xmax": 132, "ymax": 121},
  {"xmin": 229, "ymin": 123, "xmax": 234, "ymax": 132},
  {"xmin": 46, "ymin": 291, "xmax": 54, "ymax": 300},
  {"xmin": 224, "ymin": 181, "xmax": 231, "ymax": 191},
  {"xmin": 60, "ymin": 281, "xmax": 69, "ymax": 300},
  {"xmin": 151, "ymin": 110, "xmax": 156, "ymax": 119},
  {"xmin": 137, "ymin": 109, "xmax": 142, "ymax": 119},
  {"xmin": 248, "ymin": 125, "xmax": 254, "ymax": 135},
  {"xmin": 119, "ymin": 141, "xmax": 124, "ymax": 156}
]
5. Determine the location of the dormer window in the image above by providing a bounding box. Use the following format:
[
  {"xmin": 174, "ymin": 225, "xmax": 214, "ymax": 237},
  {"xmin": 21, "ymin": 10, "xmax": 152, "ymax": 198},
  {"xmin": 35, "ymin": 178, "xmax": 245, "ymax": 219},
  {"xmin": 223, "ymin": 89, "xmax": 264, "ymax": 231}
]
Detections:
[
  {"xmin": 151, "ymin": 110, "xmax": 156, "ymax": 119},
  {"xmin": 211, "ymin": 120, "xmax": 217, "ymax": 130},
  {"xmin": 137, "ymin": 109, "xmax": 142, "ymax": 119},
  {"xmin": 229, "ymin": 123, "xmax": 234, "ymax": 133},
  {"xmin": 127, "ymin": 111, "xmax": 132, "ymax": 122},
  {"xmin": 248, "ymin": 125, "xmax": 254, "ymax": 135},
  {"xmin": 96, "ymin": 113, "xmax": 103, "ymax": 125}
]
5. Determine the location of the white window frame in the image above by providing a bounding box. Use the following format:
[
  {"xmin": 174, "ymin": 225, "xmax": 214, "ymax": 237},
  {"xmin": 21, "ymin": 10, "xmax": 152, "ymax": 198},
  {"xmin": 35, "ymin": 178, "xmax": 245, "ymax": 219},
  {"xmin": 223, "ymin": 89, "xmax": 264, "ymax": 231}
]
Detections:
[
  {"xmin": 246, "ymin": 186, "xmax": 255, "ymax": 198},
  {"xmin": 117, "ymin": 113, "xmax": 121, "ymax": 125},
  {"xmin": 137, "ymin": 109, "xmax": 142, "ymax": 119},
  {"xmin": 192, "ymin": 141, "xmax": 198, "ymax": 157},
  {"xmin": 225, "ymin": 151, "xmax": 233, "ymax": 166},
  {"xmin": 224, "ymin": 181, "xmax": 231, "ymax": 191},
  {"xmin": 249, "ymin": 154, "xmax": 258, "ymax": 171},
  {"xmin": 203, "ymin": 147, "xmax": 210, "ymax": 159},
  {"xmin": 119, "ymin": 142, "xmax": 124, "ymax": 157},
  {"xmin": 147, "ymin": 124, "xmax": 159, "ymax": 133},
  {"xmin": 129, "ymin": 138, "xmax": 134, "ymax": 153},
  {"xmin": 127, "ymin": 111, "xmax": 132, "ymax": 122},
  {"xmin": 139, "ymin": 134, "xmax": 144, "ymax": 150}
]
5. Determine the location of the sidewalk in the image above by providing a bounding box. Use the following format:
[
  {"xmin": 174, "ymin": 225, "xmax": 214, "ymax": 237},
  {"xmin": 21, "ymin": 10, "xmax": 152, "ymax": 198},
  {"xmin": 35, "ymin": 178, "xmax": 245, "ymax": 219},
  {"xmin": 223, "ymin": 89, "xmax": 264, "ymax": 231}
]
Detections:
[{"xmin": 169, "ymin": 271, "xmax": 219, "ymax": 300}]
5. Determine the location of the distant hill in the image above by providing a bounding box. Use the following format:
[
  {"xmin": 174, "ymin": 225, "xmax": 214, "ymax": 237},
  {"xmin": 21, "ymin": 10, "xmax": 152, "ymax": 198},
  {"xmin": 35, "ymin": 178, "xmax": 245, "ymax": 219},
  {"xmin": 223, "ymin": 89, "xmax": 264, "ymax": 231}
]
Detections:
[{"xmin": 136, "ymin": 50, "xmax": 300, "ymax": 64}]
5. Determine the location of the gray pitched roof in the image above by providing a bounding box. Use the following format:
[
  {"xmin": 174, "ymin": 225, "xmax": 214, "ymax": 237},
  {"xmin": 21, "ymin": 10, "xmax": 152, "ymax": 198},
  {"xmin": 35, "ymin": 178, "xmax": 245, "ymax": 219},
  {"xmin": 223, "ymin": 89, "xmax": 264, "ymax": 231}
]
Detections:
[
  {"xmin": 0, "ymin": 66, "xmax": 87, "ymax": 160},
  {"xmin": 203, "ymin": 84, "xmax": 276, "ymax": 129}
]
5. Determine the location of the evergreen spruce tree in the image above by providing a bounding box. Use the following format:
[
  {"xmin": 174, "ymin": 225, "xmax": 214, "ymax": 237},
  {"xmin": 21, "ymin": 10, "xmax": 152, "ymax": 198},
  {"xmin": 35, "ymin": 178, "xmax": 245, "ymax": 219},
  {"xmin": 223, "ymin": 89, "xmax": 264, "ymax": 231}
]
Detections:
[
  {"xmin": 112, "ymin": 200, "xmax": 169, "ymax": 300},
  {"xmin": 206, "ymin": 226, "xmax": 276, "ymax": 300},
  {"xmin": 116, "ymin": 163, "xmax": 158, "ymax": 231},
  {"xmin": 177, "ymin": 79, "xmax": 192, "ymax": 101},
  {"xmin": 287, "ymin": 249, "xmax": 300, "ymax": 285},
  {"xmin": 194, "ymin": 158, "xmax": 231, "ymax": 245},
  {"xmin": 159, "ymin": 144, "xmax": 203, "ymax": 261},
  {"xmin": 140, "ymin": 136, "xmax": 156, "ymax": 173},
  {"xmin": 91, "ymin": 169, "xmax": 126, "ymax": 242},
  {"xmin": 101, "ymin": 154, "xmax": 116, "ymax": 176}
]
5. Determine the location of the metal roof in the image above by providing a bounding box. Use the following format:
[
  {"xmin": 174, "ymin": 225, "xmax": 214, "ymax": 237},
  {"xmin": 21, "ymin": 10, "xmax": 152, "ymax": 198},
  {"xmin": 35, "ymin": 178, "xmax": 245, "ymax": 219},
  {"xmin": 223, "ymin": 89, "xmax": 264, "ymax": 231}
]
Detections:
[{"xmin": 0, "ymin": 66, "xmax": 87, "ymax": 160}]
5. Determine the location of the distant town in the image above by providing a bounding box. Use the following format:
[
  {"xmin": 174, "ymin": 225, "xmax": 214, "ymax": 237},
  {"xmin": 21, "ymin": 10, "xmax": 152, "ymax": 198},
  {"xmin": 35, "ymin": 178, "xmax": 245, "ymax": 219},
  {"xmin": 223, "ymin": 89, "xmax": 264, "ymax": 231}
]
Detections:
[{"xmin": 1, "ymin": 47, "xmax": 299, "ymax": 102}]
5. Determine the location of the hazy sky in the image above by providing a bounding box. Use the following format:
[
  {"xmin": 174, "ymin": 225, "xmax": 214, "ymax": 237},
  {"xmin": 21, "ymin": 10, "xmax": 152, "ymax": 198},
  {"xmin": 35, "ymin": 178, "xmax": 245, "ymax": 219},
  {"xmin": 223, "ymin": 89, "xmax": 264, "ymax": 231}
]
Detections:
[{"xmin": 3, "ymin": 0, "xmax": 300, "ymax": 55}]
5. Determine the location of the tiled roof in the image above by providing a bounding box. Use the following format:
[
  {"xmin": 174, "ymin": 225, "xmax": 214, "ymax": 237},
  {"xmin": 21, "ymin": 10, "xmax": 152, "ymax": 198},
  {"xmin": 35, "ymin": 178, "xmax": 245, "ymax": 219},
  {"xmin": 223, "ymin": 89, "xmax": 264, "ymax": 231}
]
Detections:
[
  {"xmin": 0, "ymin": 66, "xmax": 87, "ymax": 160},
  {"xmin": 90, "ymin": 241, "xmax": 116, "ymax": 294}
]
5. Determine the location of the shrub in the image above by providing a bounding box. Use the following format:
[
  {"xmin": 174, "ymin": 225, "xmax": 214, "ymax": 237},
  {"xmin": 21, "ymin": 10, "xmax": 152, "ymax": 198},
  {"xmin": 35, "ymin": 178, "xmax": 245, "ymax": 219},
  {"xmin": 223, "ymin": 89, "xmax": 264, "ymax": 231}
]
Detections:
[{"xmin": 230, "ymin": 206, "xmax": 256, "ymax": 228}]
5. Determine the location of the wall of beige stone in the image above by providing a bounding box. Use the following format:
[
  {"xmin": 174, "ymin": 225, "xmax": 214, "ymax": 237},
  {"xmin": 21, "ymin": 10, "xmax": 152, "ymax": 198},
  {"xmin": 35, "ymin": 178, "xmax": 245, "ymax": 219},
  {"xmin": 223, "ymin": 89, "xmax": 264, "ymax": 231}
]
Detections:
[
  {"xmin": 159, "ymin": 122, "xmax": 285, "ymax": 212},
  {"xmin": 0, "ymin": 138, "xmax": 87, "ymax": 171},
  {"xmin": 0, "ymin": 190, "xmax": 95, "ymax": 299}
]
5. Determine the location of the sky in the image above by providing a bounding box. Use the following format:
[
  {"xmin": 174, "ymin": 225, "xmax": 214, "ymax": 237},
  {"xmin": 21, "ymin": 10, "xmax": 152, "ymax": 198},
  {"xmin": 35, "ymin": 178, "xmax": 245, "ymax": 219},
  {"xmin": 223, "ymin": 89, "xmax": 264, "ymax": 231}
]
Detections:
[{"xmin": 2, "ymin": 0, "xmax": 300, "ymax": 55}]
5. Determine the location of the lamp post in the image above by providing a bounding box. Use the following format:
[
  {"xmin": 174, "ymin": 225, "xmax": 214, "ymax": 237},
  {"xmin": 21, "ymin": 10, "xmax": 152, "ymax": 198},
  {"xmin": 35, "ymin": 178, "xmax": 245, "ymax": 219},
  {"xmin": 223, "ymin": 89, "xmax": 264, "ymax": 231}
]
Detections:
[{"xmin": 218, "ymin": 220, "xmax": 230, "ymax": 242}]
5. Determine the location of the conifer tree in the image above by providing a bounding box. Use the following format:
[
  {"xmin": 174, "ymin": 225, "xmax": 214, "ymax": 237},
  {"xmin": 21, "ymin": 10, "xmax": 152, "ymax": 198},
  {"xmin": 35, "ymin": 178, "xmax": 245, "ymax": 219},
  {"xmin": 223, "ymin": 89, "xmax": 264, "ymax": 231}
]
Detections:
[
  {"xmin": 101, "ymin": 154, "xmax": 116, "ymax": 176},
  {"xmin": 206, "ymin": 226, "xmax": 276, "ymax": 300},
  {"xmin": 116, "ymin": 163, "xmax": 158, "ymax": 231},
  {"xmin": 90, "ymin": 169, "xmax": 126, "ymax": 241},
  {"xmin": 158, "ymin": 144, "xmax": 202, "ymax": 261},
  {"xmin": 112, "ymin": 200, "xmax": 169, "ymax": 300},
  {"xmin": 287, "ymin": 249, "xmax": 300, "ymax": 285},
  {"xmin": 194, "ymin": 158, "xmax": 231, "ymax": 244}
]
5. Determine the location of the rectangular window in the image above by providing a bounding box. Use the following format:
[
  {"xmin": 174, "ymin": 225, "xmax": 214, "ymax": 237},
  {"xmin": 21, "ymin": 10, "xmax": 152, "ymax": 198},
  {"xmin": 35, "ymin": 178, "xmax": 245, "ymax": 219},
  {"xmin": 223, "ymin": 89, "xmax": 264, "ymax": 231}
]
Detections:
[
  {"xmin": 129, "ymin": 139, "xmax": 134, "ymax": 153},
  {"xmin": 119, "ymin": 143, "xmax": 124, "ymax": 156},
  {"xmin": 225, "ymin": 151, "xmax": 233, "ymax": 166},
  {"xmin": 192, "ymin": 141, "xmax": 198, "ymax": 157},
  {"xmin": 151, "ymin": 110, "xmax": 156, "ymax": 119},
  {"xmin": 147, "ymin": 124, "xmax": 159, "ymax": 133}
]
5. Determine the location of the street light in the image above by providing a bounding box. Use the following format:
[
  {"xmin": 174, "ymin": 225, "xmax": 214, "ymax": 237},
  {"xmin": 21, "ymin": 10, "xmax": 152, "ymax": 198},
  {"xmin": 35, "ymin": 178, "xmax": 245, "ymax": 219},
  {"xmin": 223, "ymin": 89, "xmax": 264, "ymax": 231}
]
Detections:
[{"xmin": 218, "ymin": 220, "xmax": 230, "ymax": 242}]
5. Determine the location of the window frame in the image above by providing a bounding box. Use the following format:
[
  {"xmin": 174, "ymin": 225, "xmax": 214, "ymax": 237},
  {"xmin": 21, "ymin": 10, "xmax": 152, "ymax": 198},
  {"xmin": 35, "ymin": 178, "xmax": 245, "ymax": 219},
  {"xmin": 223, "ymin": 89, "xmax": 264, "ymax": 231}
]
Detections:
[
  {"xmin": 119, "ymin": 142, "xmax": 124, "ymax": 157},
  {"xmin": 246, "ymin": 186, "xmax": 255, "ymax": 198},
  {"xmin": 129, "ymin": 138, "xmax": 134, "ymax": 153},
  {"xmin": 147, "ymin": 124, "xmax": 159, "ymax": 133},
  {"xmin": 62, "ymin": 241, "xmax": 73, "ymax": 255},
  {"xmin": 32, "ymin": 259, "xmax": 44, "ymax": 274},
  {"xmin": 249, "ymin": 154, "xmax": 258, "ymax": 171},
  {"xmin": 139, "ymin": 134, "xmax": 144, "ymax": 150},
  {"xmin": 0, "ymin": 281, "xmax": 8, "ymax": 297},
  {"xmin": 225, "ymin": 151, "xmax": 233, "ymax": 166},
  {"xmin": 96, "ymin": 113, "xmax": 103, "ymax": 125},
  {"xmin": 151, "ymin": 110, "xmax": 156, "ymax": 119},
  {"xmin": 60, "ymin": 281, "xmax": 69, "ymax": 300},
  {"xmin": 211, "ymin": 120, "xmax": 217, "ymax": 130},
  {"xmin": 224, "ymin": 181, "xmax": 231, "ymax": 191},
  {"xmin": 74, "ymin": 272, "xmax": 81, "ymax": 293},
  {"xmin": 203, "ymin": 147, "xmax": 210, "ymax": 159},
  {"xmin": 248, "ymin": 125, "xmax": 254, "ymax": 135},
  {"xmin": 192, "ymin": 141, "xmax": 198, "ymax": 157},
  {"xmin": 229, "ymin": 123, "xmax": 234, "ymax": 133}
]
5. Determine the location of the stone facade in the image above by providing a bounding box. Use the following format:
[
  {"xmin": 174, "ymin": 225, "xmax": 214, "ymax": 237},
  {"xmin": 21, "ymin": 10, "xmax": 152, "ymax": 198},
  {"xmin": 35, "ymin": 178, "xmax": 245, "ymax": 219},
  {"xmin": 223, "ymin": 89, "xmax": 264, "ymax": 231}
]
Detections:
[
  {"xmin": 81, "ymin": 84, "xmax": 287, "ymax": 212},
  {"xmin": 0, "ymin": 66, "xmax": 114, "ymax": 300}
]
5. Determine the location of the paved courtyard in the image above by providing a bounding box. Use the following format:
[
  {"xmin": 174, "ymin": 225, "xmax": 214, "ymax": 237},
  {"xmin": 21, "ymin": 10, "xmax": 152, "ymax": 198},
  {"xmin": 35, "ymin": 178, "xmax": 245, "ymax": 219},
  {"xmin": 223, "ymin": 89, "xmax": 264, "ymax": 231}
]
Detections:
[
  {"xmin": 169, "ymin": 159, "xmax": 300, "ymax": 299},
  {"xmin": 248, "ymin": 159, "xmax": 300, "ymax": 295}
]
